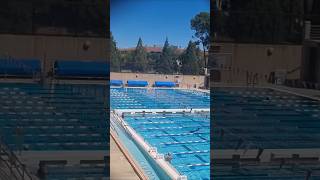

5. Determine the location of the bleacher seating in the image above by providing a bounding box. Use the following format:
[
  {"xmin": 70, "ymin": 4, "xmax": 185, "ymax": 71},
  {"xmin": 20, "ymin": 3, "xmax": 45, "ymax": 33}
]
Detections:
[
  {"xmin": 154, "ymin": 81, "xmax": 176, "ymax": 87},
  {"xmin": 54, "ymin": 60, "xmax": 108, "ymax": 79},
  {"xmin": 127, "ymin": 80, "xmax": 148, "ymax": 87},
  {"xmin": 0, "ymin": 58, "xmax": 40, "ymax": 77}
]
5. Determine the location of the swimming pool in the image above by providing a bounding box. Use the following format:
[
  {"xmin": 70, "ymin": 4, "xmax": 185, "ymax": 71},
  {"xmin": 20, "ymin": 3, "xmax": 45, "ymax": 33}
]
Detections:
[
  {"xmin": 111, "ymin": 87, "xmax": 210, "ymax": 180},
  {"xmin": 111, "ymin": 88, "xmax": 209, "ymax": 109},
  {"xmin": 212, "ymin": 87, "xmax": 320, "ymax": 149},
  {"xmin": 124, "ymin": 112, "xmax": 210, "ymax": 179},
  {"xmin": 212, "ymin": 87, "xmax": 320, "ymax": 179},
  {"xmin": 0, "ymin": 82, "xmax": 108, "ymax": 151}
]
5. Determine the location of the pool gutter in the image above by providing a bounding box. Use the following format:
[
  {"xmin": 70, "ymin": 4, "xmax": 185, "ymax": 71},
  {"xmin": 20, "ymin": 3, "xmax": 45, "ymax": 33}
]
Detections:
[
  {"xmin": 212, "ymin": 84, "xmax": 320, "ymax": 101},
  {"xmin": 268, "ymin": 86, "xmax": 320, "ymax": 102},
  {"xmin": 111, "ymin": 112, "xmax": 187, "ymax": 180},
  {"xmin": 115, "ymin": 108, "xmax": 210, "ymax": 115},
  {"xmin": 111, "ymin": 86, "xmax": 209, "ymax": 92}
]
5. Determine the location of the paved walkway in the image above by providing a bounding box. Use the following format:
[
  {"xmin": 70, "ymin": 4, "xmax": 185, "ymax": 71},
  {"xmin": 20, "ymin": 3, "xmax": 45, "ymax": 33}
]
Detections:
[{"xmin": 110, "ymin": 136, "xmax": 140, "ymax": 180}]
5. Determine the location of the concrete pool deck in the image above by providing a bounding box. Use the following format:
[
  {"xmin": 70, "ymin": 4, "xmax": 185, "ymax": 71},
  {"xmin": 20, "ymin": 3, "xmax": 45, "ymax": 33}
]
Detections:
[
  {"xmin": 110, "ymin": 131, "xmax": 146, "ymax": 180},
  {"xmin": 212, "ymin": 82, "xmax": 320, "ymax": 101},
  {"xmin": 269, "ymin": 85, "xmax": 320, "ymax": 101}
]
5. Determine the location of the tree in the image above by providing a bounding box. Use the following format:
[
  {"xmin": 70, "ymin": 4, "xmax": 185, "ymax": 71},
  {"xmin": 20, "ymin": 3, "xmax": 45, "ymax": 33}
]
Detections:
[
  {"xmin": 180, "ymin": 41, "xmax": 200, "ymax": 75},
  {"xmin": 148, "ymin": 52, "xmax": 160, "ymax": 72},
  {"xmin": 110, "ymin": 34, "xmax": 121, "ymax": 72},
  {"xmin": 167, "ymin": 45, "xmax": 180, "ymax": 74},
  {"xmin": 132, "ymin": 38, "xmax": 148, "ymax": 72},
  {"xmin": 156, "ymin": 38, "xmax": 174, "ymax": 74},
  {"xmin": 121, "ymin": 51, "xmax": 134, "ymax": 70},
  {"xmin": 191, "ymin": 12, "xmax": 209, "ymax": 72},
  {"xmin": 196, "ymin": 46, "xmax": 206, "ymax": 75}
]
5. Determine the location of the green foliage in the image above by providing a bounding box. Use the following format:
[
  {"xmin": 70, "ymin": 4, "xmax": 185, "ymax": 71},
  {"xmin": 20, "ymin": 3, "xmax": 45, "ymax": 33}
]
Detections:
[
  {"xmin": 196, "ymin": 48, "xmax": 206, "ymax": 74},
  {"xmin": 110, "ymin": 34, "xmax": 121, "ymax": 72},
  {"xmin": 119, "ymin": 37, "xmax": 204, "ymax": 75},
  {"xmin": 148, "ymin": 53, "xmax": 160, "ymax": 72},
  {"xmin": 191, "ymin": 12, "xmax": 209, "ymax": 73},
  {"xmin": 132, "ymin": 38, "xmax": 149, "ymax": 72},
  {"xmin": 156, "ymin": 38, "xmax": 174, "ymax": 74},
  {"xmin": 121, "ymin": 51, "xmax": 134, "ymax": 70},
  {"xmin": 180, "ymin": 41, "xmax": 200, "ymax": 75},
  {"xmin": 191, "ymin": 12, "xmax": 210, "ymax": 51}
]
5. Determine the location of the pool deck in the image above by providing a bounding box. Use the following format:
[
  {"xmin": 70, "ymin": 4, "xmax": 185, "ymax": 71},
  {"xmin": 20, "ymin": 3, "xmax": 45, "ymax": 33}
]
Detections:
[
  {"xmin": 110, "ymin": 131, "xmax": 146, "ymax": 180},
  {"xmin": 212, "ymin": 82, "xmax": 320, "ymax": 100},
  {"xmin": 270, "ymin": 84, "xmax": 320, "ymax": 101}
]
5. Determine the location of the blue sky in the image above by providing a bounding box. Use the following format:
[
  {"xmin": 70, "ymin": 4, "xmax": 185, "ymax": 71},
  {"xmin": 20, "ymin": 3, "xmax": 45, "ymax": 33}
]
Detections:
[{"xmin": 111, "ymin": 0, "xmax": 209, "ymax": 48}]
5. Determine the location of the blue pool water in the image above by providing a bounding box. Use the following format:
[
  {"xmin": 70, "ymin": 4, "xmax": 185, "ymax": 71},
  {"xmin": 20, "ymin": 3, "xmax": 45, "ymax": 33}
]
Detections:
[
  {"xmin": 124, "ymin": 112, "xmax": 210, "ymax": 179},
  {"xmin": 111, "ymin": 87, "xmax": 210, "ymax": 179},
  {"xmin": 212, "ymin": 87, "xmax": 320, "ymax": 179},
  {"xmin": 0, "ymin": 83, "xmax": 108, "ymax": 151},
  {"xmin": 213, "ymin": 87, "xmax": 320, "ymax": 150},
  {"xmin": 110, "ymin": 88, "xmax": 209, "ymax": 109}
]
